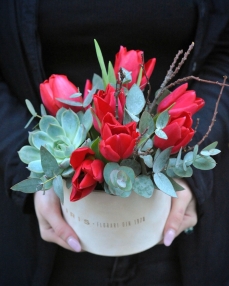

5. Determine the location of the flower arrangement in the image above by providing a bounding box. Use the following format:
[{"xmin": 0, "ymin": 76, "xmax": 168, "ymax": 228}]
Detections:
[{"xmin": 12, "ymin": 40, "xmax": 221, "ymax": 203}]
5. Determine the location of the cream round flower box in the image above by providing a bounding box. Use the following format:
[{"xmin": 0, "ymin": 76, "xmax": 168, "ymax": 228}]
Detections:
[{"xmin": 61, "ymin": 182, "xmax": 171, "ymax": 256}]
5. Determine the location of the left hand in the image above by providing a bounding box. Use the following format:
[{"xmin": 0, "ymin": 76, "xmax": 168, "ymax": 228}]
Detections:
[{"xmin": 162, "ymin": 178, "xmax": 197, "ymax": 246}]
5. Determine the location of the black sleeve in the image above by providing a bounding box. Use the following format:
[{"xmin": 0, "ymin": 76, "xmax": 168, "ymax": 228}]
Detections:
[
  {"xmin": 0, "ymin": 75, "xmax": 36, "ymax": 213},
  {"xmin": 186, "ymin": 19, "xmax": 229, "ymax": 210}
]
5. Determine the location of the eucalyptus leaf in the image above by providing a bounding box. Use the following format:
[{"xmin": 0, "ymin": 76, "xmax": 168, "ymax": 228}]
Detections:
[
  {"xmin": 24, "ymin": 116, "xmax": 36, "ymax": 129},
  {"xmin": 125, "ymin": 108, "xmax": 139, "ymax": 122},
  {"xmin": 153, "ymin": 147, "xmax": 172, "ymax": 173},
  {"xmin": 139, "ymin": 111, "xmax": 155, "ymax": 136},
  {"xmin": 55, "ymin": 98, "xmax": 83, "ymax": 107},
  {"xmin": 173, "ymin": 163, "xmax": 193, "ymax": 177},
  {"xmin": 155, "ymin": 129, "xmax": 168, "ymax": 139},
  {"xmin": 83, "ymin": 84, "xmax": 98, "ymax": 108},
  {"xmin": 40, "ymin": 146, "xmax": 62, "ymax": 178},
  {"xmin": 11, "ymin": 178, "xmax": 43, "ymax": 193},
  {"xmin": 120, "ymin": 159, "xmax": 141, "ymax": 176},
  {"xmin": 140, "ymin": 154, "xmax": 153, "ymax": 168},
  {"xmin": 126, "ymin": 84, "xmax": 145, "ymax": 115},
  {"xmin": 69, "ymin": 92, "xmax": 82, "ymax": 98},
  {"xmin": 183, "ymin": 151, "xmax": 194, "ymax": 166},
  {"xmin": 193, "ymin": 155, "xmax": 216, "ymax": 170},
  {"xmin": 53, "ymin": 175, "xmax": 64, "ymax": 204},
  {"xmin": 201, "ymin": 141, "xmax": 218, "ymax": 151},
  {"xmin": 25, "ymin": 99, "xmax": 37, "ymax": 116},
  {"xmin": 156, "ymin": 111, "xmax": 169, "ymax": 129},
  {"xmin": 92, "ymin": 73, "xmax": 104, "ymax": 90},
  {"xmin": 153, "ymin": 172, "xmax": 177, "ymax": 197},
  {"xmin": 133, "ymin": 175, "xmax": 154, "ymax": 198},
  {"xmin": 40, "ymin": 104, "xmax": 47, "ymax": 116}
]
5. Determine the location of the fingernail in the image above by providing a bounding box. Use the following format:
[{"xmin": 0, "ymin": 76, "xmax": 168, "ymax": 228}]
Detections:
[
  {"xmin": 67, "ymin": 236, "xmax": 81, "ymax": 252},
  {"xmin": 163, "ymin": 229, "xmax": 176, "ymax": 246}
]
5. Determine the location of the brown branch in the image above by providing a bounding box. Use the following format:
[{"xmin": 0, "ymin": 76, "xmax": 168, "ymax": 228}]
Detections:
[
  {"xmin": 196, "ymin": 76, "xmax": 227, "ymax": 146},
  {"xmin": 165, "ymin": 75, "xmax": 229, "ymax": 90},
  {"xmin": 114, "ymin": 68, "xmax": 125, "ymax": 121}
]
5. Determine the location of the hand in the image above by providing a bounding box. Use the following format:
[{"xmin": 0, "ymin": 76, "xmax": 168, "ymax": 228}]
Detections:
[
  {"xmin": 163, "ymin": 179, "xmax": 197, "ymax": 246},
  {"xmin": 34, "ymin": 188, "xmax": 81, "ymax": 252}
]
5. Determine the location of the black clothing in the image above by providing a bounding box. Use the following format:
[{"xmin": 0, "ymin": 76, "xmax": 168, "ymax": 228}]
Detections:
[{"xmin": 0, "ymin": 0, "xmax": 229, "ymax": 285}]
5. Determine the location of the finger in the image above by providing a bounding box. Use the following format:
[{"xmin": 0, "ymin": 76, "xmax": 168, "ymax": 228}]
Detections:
[
  {"xmin": 34, "ymin": 190, "xmax": 81, "ymax": 252},
  {"xmin": 163, "ymin": 180, "xmax": 193, "ymax": 246}
]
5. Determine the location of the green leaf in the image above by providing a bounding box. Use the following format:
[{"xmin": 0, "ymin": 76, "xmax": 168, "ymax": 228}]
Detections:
[
  {"xmin": 173, "ymin": 163, "xmax": 193, "ymax": 177},
  {"xmin": 55, "ymin": 98, "xmax": 83, "ymax": 107},
  {"xmin": 108, "ymin": 61, "xmax": 116, "ymax": 84},
  {"xmin": 120, "ymin": 68, "xmax": 132, "ymax": 84},
  {"xmin": 169, "ymin": 177, "xmax": 185, "ymax": 191},
  {"xmin": 94, "ymin": 39, "xmax": 108, "ymax": 87},
  {"xmin": 61, "ymin": 166, "xmax": 75, "ymax": 178},
  {"xmin": 27, "ymin": 160, "xmax": 43, "ymax": 173},
  {"xmin": 193, "ymin": 155, "xmax": 216, "ymax": 170},
  {"xmin": 70, "ymin": 92, "xmax": 82, "ymax": 98},
  {"xmin": 39, "ymin": 115, "xmax": 60, "ymax": 132},
  {"xmin": 156, "ymin": 111, "xmax": 169, "ymax": 129},
  {"xmin": 140, "ymin": 154, "xmax": 153, "ymax": 168},
  {"xmin": 153, "ymin": 172, "xmax": 177, "ymax": 197},
  {"xmin": 92, "ymin": 73, "xmax": 104, "ymax": 90},
  {"xmin": 153, "ymin": 147, "xmax": 172, "ymax": 173},
  {"xmin": 201, "ymin": 141, "xmax": 218, "ymax": 151},
  {"xmin": 183, "ymin": 151, "xmax": 194, "ymax": 166},
  {"xmin": 25, "ymin": 99, "xmax": 37, "ymax": 116},
  {"xmin": 155, "ymin": 88, "xmax": 171, "ymax": 105},
  {"xmin": 193, "ymin": 144, "xmax": 198, "ymax": 161},
  {"xmin": 47, "ymin": 124, "xmax": 66, "ymax": 141},
  {"xmin": 11, "ymin": 178, "xmax": 42, "ymax": 193},
  {"xmin": 24, "ymin": 116, "xmax": 36, "ymax": 129},
  {"xmin": 125, "ymin": 108, "xmax": 139, "ymax": 122},
  {"xmin": 61, "ymin": 109, "xmax": 79, "ymax": 141},
  {"xmin": 200, "ymin": 149, "xmax": 221, "ymax": 156},
  {"xmin": 155, "ymin": 129, "xmax": 168, "ymax": 139},
  {"xmin": 133, "ymin": 175, "xmax": 154, "ymax": 198},
  {"xmin": 31, "ymin": 131, "xmax": 54, "ymax": 150},
  {"xmin": 120, "ymin": 159, "xmax": 142, "ymax": 176},
  {"xmin": 80, "ymin": 109, "xmax": 93, "ymax": 131},
  {"xmin": 91, "ymin": 137, "xmax": 107, "ymax": 161},
  {"xmin": 103, "ymin": 162, "xmax": 120, "ymax": 184},
  {"xmin": 83, "ymin": 84, "xmax": 98, "ymax": 108},
  {"xmin": 18, "ymin": 146, "xmax": 40, "ymax": 164},
  {"xmin": 126, "ymin": 84, "xmax": 146, "ymax": 115},
  {"xmin": 139, "ymin": 111, "xmax": 155, "ymax": 136},
  {"xmin": 40, "ymin": 146, "xmax": 62, "ymax": 178},
  {"xmin": 53, "ymin": 175, "xmax": 64, "ymax": 204},
  {"xmin": 72, "ymin": 124, "xmax": 87, "ymax": 148},
  {"xmin": 40, "ymin": 104, "xmax": 47, "ymax": 116}
]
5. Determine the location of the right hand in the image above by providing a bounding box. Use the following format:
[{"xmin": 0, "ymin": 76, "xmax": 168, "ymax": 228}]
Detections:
[{"xmin": 34, "ymin": 188, "xmax": 81, "ymax": 252}]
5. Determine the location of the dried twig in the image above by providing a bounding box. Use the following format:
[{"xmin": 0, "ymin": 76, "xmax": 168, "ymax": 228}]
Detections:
[{"xmin": 196, "ymin": 76, "xmax": 227, "ymax": 146}]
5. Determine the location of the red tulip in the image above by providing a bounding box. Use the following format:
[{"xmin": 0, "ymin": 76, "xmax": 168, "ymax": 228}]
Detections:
[
  {"xmin": 93, "ymin": 84, "xmax": 126, "ymax": 131},
  {"xmin": 70, "ymin": 147, "xmax": 104, "ymax": 201},
  {"xmin": 99, "ymin": 113, "xmax": 139, "ymax": 162},
  {"xmin": 153, "ymin": 112, "xmax": 195, "ymax": 154},
  {"xmin": 114, "ymin": 46, "xmax": 156, "ymax": 89},
  {"xmin": 157, "ymin": 83, "xmax": 205, "ymax": 118},
  {"xmin": 40, "ymin": 74, "xmax": 83, "ymax": 116}
]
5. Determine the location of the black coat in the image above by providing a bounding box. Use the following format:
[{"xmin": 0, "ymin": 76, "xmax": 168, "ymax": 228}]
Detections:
[{"xmin": 0, "ymin": 0, "xmax": 229, "ymax": 285}]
